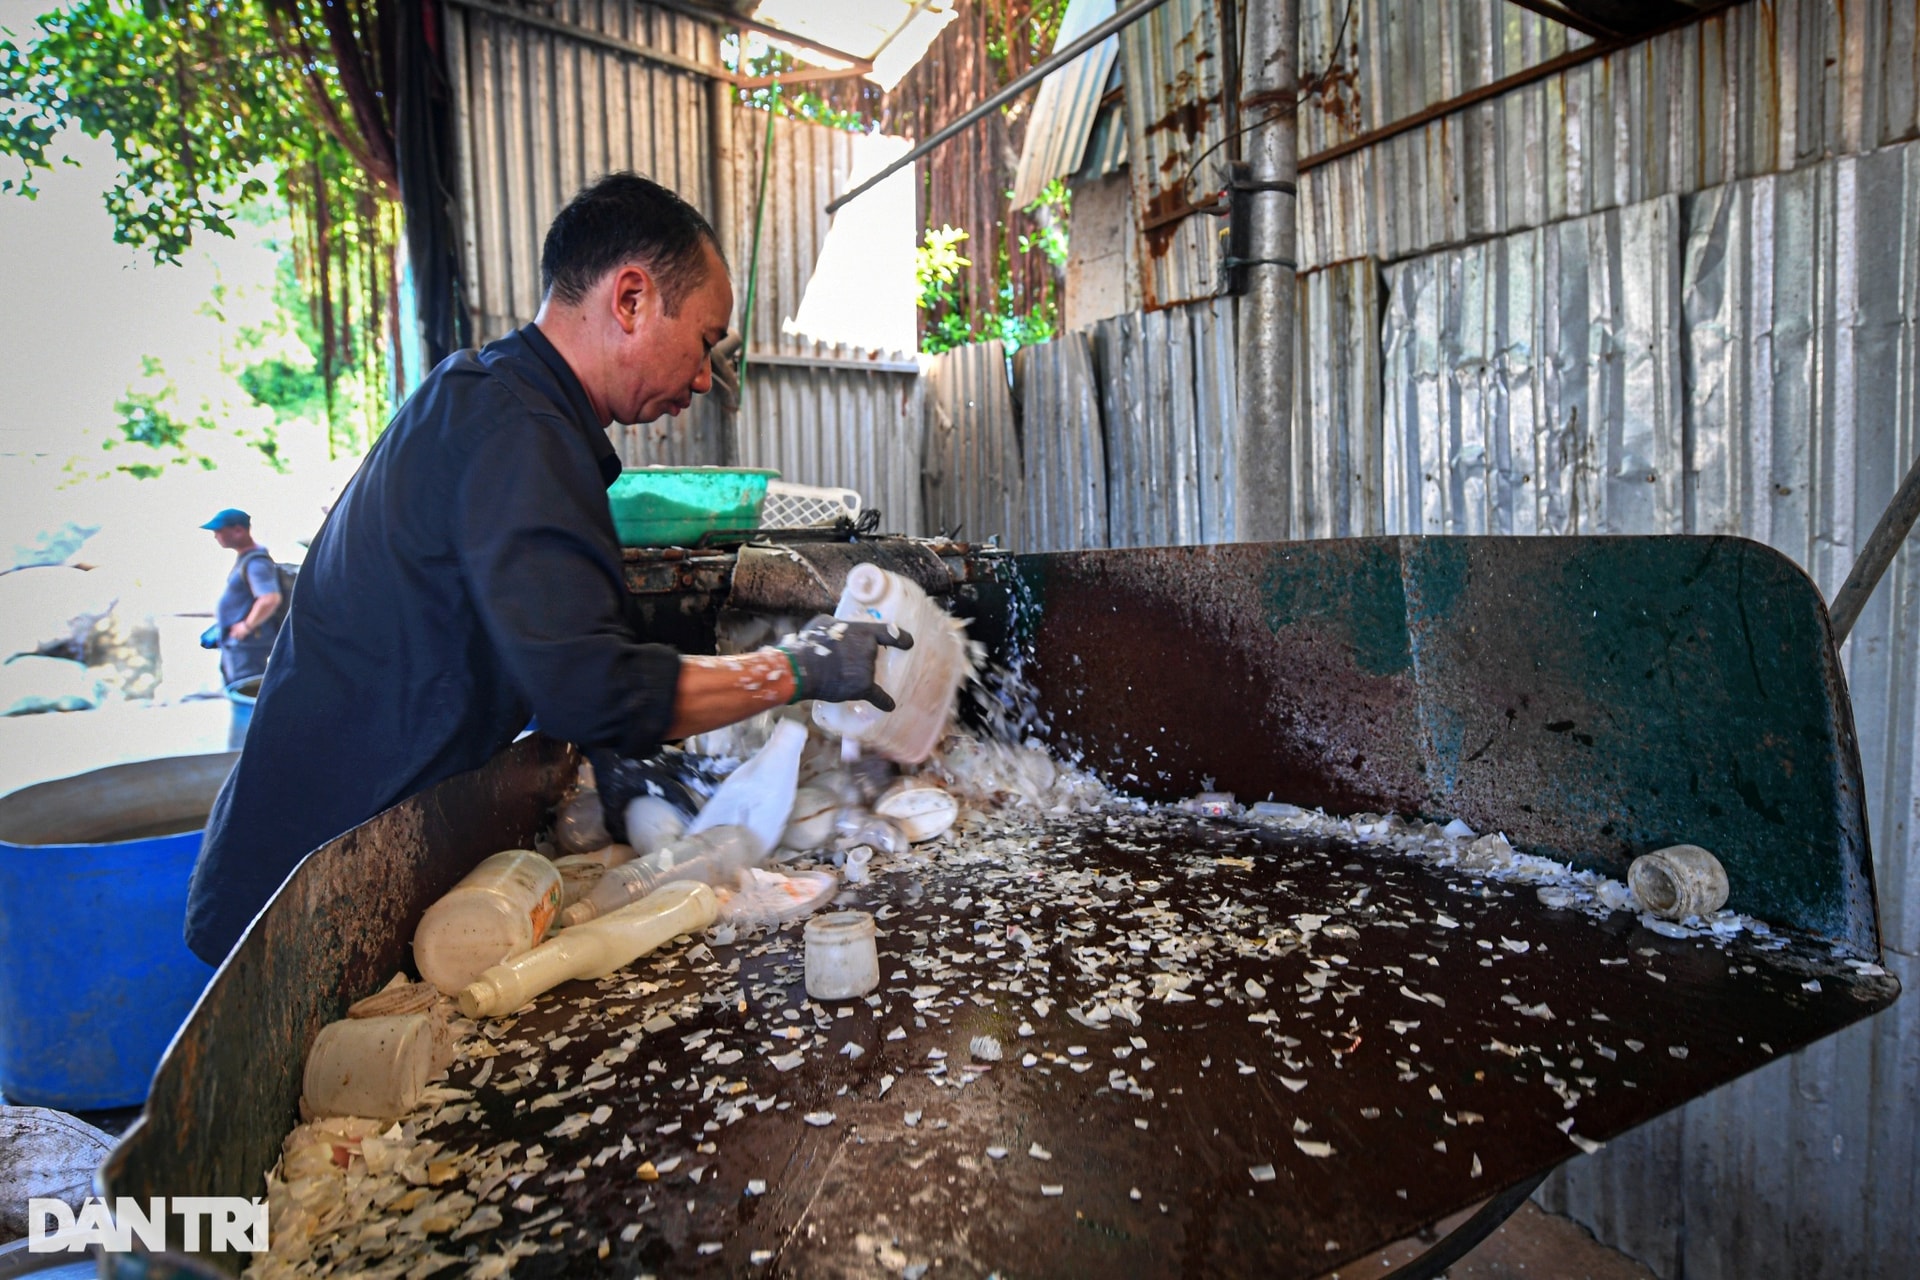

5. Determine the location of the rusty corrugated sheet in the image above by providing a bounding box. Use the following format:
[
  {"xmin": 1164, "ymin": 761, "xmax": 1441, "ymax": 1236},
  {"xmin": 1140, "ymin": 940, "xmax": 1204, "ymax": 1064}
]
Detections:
[
  {"xmin": 922, "ymin": 340, "xmax": 1024, "ymax": 546},
  {"xmin": 1296, "ymin": 0, "xmax": 1589, "ymax": 158},
  {"xmin": 1298, "ymin": 0, "xmax": 1920, "ymax": 271},
  {"xmin": 1011, "ymin": 331, "xmax": 1108, "ymax": 551},
  {"xmin": 1118, "ymin": 0, "xmax": 1230, "ymax": 309},
  {"xmin": 1010, "ymin": 0, "xmax": 1122, "ymax": 207}
]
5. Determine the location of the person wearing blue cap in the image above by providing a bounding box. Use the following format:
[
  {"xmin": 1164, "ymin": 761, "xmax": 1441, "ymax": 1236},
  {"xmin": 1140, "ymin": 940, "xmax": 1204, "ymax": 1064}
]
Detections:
[{"xmin": 200, "ymin": 508, "xmax": 284, "ymax": 686}]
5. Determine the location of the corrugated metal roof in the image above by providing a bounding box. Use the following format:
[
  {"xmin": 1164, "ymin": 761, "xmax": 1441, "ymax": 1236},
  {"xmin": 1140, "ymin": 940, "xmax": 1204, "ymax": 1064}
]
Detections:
[
  {"xmin": 1080, "ymin": 91, "xmax": 1129, "ymax": 179},
  {"xmin": 1119, "ymin": 0, "xmax": 1230, "ymax": 309},
  {"xmin": 1011, "ymin": 0, "xmax": 1122, "ymax": 208}
]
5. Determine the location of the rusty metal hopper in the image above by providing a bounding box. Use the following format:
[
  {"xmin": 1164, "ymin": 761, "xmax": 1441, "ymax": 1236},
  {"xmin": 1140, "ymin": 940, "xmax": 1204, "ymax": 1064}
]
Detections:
[{"xmin": 99, "ymin": 535, "xmax": 1897, "ymax": 1278}]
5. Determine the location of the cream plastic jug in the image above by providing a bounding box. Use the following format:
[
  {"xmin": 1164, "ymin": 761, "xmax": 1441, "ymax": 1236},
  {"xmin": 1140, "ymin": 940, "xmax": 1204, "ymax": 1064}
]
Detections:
[
  {"xmin": 460, "ymin": 881, "xmax": 719, "ymax": 1018},
  {"xmin": 302, "ymin": 1013, "xmax": 436, "ymax": 1119},
  {"xmin": 413, "ymin": 850, "xmax": 562, "ymax": 995},
  {"xmin": 811, "ymin": 565, "xmax": 970, "ymax": 764}
]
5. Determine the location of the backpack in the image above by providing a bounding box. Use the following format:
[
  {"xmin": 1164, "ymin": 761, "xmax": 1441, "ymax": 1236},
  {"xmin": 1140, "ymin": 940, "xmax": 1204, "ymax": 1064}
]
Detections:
[{"xmin": 239, "ymin": 549, "xmax": 298, "ymax": 626}]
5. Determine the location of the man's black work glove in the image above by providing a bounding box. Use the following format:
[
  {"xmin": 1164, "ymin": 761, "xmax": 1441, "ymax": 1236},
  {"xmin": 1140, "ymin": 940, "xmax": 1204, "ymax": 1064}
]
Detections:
[{"xmin": 775, "ymin": 615, "xmax": 914, "ymax": 710}]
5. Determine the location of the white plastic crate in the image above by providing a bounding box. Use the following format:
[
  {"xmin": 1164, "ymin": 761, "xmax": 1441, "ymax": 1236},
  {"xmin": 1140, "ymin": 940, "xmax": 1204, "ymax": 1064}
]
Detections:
[{"xmin": 761, "ymin": 481, "xmax": 862, "ymax": 528}]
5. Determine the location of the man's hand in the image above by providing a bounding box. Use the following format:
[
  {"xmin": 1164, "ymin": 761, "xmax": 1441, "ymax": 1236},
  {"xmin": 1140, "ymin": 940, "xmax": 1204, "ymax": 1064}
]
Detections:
[
  {"xmin": 775, "ymin": 615, "xmax": 914, "ymax": 710},
  {"xmin": 229, "ymin": 620, "xmax": 252, "ymax": 642}
]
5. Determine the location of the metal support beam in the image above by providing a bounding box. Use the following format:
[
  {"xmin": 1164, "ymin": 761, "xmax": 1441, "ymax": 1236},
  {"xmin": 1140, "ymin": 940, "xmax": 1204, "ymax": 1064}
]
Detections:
[
  {"xmin": 1233, "ymin": 0, "xmax": 1297, "ymax": 541},
  {"xmin": 823, "ymin": 0, "xmax": 1178, "ymax": 215},
  {"xmin": 445, "ymin": 0, "xmax": 720, "ymax": 79},
  {"xmin": 1499, "ymin": 0, "xmax": 1622, "ymax": 41},
  {"xmin": 1829, "ymin": 448, "xmax": 1920, "ymax": 644}
]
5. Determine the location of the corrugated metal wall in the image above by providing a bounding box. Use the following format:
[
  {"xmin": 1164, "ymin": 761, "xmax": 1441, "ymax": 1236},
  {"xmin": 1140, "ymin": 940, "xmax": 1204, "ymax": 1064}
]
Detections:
[
  {"xmin": 1119, "ymin": 0, "xmax": 1232, "ymax": 309},
  {"xmin": 1295, "ymin": 259, "xmax": 1384, "ymax": 539},
  {"xmin": 724, "ymin": 109, "xmax": 926, "ymax": 533},
  {"xmin": 1012, "ymin": 332, "xmax": 1108, "ymax": 552},
  {"xmin": 444, "ymin": 2, "xmax": 924, "ymax": 529},
  {"xmin": 923, "ymin": 340, "xmax": 1024, "ymax": 547},
  {"xmin": 1298, "ymin": 0, "xmax": 1920, "ymax": 271},
  {"xmin": 922, "ymin": 297, "xmax": 1239, "ymax": 551},
  {"xmin": 1378, "ymin": 152, "xmax": 1920, "ymax": 1277}
]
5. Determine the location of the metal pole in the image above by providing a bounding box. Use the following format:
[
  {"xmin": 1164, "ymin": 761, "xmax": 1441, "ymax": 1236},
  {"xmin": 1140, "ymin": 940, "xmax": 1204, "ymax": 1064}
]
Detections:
[
  {"xmin": 707, "ymin": 67, "xmax": 739, "ymax": 462},
  {"xmin": 1829, "ymin": 447, "xmax": 1920, "ymax": 644},
  {"xmin": 823, "ymin": 0, "xmax": 1179, "ymax": 215},
  {"xmin": 1234, "ymin": 0, "xmax": 1298, "ymax": 541}
]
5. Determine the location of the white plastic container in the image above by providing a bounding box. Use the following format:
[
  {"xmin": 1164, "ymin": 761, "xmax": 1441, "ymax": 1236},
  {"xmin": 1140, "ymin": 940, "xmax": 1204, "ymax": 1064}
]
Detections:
[
  {"xmin": 804, "ymin": 910, "xmax": 880, "ymax": 1000},
  {"xmin": 1628, "ymin": 844, "xmax": 1730, "ymax": 919},
  {"xmin": 413, "ymin": 850, "xmax": 563, "ymax": 995},
  {"xmin": 874, "ymin": 778, "xmax": 959, "ymax": 842},
  {"xmin": 686, "ymin": 719, "xmax": 809, "ymax": 854},
  {"xmin": 302, "ymin": 1014, "xmax": 436, "ymax": 1118},
  {"xmin": 460, "ymin": 882, "xmax": 719, "ymax": 1018},
  {"xmin": 811, "ymin": 565, "xmax": 971, "ymax": 764},
  {"xmin": 781, "ymin": 785, "xmax": 841, "ymax": 852}
]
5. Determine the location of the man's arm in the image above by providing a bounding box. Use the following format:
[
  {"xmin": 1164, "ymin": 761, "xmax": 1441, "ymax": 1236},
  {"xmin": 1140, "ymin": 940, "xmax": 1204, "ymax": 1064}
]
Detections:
[
  {"xmin": 669, "ymin": 651, "xmax": 795, "ymax": 738},
  {"xmin": 230, "ymin": 592, "xmax": 283, "ymax": 641}
]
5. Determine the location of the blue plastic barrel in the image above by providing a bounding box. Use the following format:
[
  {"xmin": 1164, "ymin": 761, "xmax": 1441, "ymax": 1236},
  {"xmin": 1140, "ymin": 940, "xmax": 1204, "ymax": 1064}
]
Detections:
[
  {"xmin": 224, "ymin": 675, "xmax": 262, "ymax": 750},
  {"xmin": 0, "ymin": 753, "xmax": 236, "ymax": 1108}
]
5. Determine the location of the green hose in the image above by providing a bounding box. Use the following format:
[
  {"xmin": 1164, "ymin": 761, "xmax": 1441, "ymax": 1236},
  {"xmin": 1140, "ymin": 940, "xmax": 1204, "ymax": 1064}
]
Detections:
[{"xmin": 738, "ymin": 84, "xmax": 780, "ymax": 395}]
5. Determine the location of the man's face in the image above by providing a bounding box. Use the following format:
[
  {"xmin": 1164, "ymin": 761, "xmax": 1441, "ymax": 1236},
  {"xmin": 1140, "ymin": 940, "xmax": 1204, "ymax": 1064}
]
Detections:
[
  {"xmin": 212, "ymin": 525, "xmax": 249, "ymax": 550},
  {"xmin": 612, "ymin": 243, "xmax": 734, "ymax": 425}
]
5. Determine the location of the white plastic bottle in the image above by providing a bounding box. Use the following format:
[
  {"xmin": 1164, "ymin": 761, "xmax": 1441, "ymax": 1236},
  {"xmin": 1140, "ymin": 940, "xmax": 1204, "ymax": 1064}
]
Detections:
[
  {"xmin": 811, "ymin": 565, "xmax": 970, "ymax": 764},
  {"xmin": 562, "ymin": 825, "xmax": 763, "ymax": 925},
  {"xmin": 460, "ymin": 882, "xmax": 719, "ymax": 1018},
  {"xmin": 686, "ymin": 718, "xmax": 809, "ymax": 853},
  {"xmin": 413, "ymin": 850, "xmax": 563, "ymax": 995}
]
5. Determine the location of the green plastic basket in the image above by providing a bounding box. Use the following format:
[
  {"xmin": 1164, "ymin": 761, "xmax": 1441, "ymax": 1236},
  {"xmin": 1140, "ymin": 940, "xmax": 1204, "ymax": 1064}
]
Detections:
[{"xmin": 606, "ymin": 467, "xmax": 779, "ymax": 548}]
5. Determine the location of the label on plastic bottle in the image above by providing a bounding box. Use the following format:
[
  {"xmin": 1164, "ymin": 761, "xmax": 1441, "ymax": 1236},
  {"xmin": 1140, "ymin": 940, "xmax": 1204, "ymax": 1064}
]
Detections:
[{"xmin": 529, "ymin": 881, "xmax": 561, "ymax": 945}]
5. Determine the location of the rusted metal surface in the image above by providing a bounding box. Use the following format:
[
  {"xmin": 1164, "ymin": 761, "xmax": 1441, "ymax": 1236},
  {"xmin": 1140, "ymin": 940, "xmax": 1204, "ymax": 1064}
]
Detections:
[
  {"xmin": 995, "ymin": 536, "xmax": 1879, "ymax": 951},
  {"xmin": 1118, "ymin": 0, "xmax": 1232, "ymax": 309},
  {"xmin": 726, "ymin": 539, "xmax": 960, "ymax": 616},
  {"xmin": 102, "ymin": 803, "xmax": 1896, "ymax": 1277},
  {"xmin": 97, "ymin": 735, "xmax": 579, "ymax": 1251}
]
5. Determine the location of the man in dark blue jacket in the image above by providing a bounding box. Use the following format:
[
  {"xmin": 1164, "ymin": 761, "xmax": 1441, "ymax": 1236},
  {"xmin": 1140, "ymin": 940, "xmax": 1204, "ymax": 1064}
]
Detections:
[{"xmin": 186, "ymin": 174, "xmax": 902, "ymax": 964}]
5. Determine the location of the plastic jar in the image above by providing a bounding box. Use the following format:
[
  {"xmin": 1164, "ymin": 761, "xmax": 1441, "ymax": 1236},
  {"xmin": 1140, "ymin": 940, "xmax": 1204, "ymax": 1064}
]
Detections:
[
  {"xmin": 1628, "ymin": 844, "xmax": 1730, "ymax": 919},
  {"xmin": 302, "ymin": 1013, "xmax": 435, "ymax": 1119},
  {"xmin": 804, "ymin": 911, "xmax": 880, "ymax": 1000},
  {"xmin": 413, "ymin": 850, "xmax": 562, "ymax": 994}
]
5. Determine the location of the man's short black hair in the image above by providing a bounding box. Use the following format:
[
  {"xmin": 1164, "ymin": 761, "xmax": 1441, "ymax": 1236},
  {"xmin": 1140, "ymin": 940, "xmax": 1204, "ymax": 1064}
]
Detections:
[{"xmin": 540, "ymin": 173, "xmax": 725, "ymax": 313}]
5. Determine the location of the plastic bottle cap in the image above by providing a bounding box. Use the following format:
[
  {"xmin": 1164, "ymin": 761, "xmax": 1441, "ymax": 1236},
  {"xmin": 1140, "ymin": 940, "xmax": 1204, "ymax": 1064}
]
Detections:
[{"xmin": 844, "ymin": 563, "xmax": 888, "ymax": 606}]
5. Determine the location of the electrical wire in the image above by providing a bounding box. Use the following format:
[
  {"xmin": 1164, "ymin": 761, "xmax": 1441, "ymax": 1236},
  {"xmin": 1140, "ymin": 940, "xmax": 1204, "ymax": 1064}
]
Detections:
[{"xmin": 1177, "ymin": 0, "xmax": 1357, "ymax": 205}]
